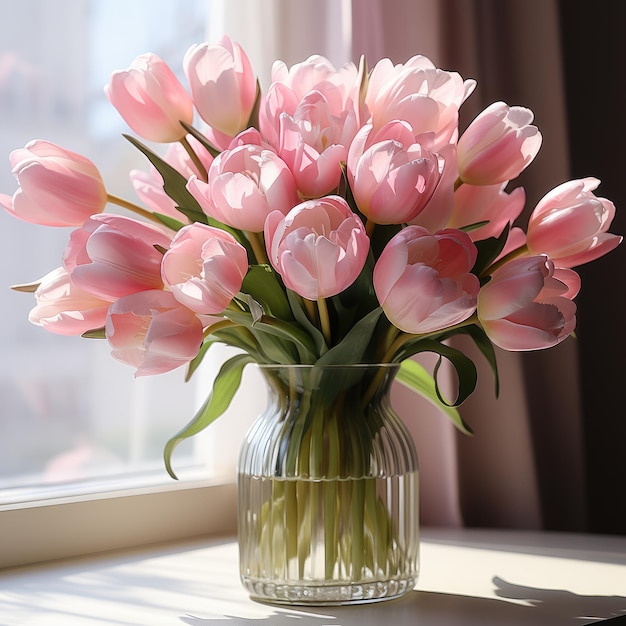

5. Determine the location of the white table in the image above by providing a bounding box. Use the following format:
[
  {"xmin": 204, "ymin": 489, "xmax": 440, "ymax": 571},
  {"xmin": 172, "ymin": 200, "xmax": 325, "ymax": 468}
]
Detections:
[{"xmin": 0, "ymin": 527, "xmax": 625, "ymax": 625}]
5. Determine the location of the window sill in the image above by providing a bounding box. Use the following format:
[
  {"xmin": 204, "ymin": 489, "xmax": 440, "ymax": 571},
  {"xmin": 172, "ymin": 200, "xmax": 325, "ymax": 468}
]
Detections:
[
  {"xmin": 1, "ymin": 528, "xmax": 624, "ymax": 624},
  {"xmin": 0, "ymin": 477, "xmax": 237, "ymax": 569}
]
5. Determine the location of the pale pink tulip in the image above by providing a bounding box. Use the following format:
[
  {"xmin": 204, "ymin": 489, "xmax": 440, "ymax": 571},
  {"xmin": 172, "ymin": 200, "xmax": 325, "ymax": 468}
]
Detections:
[
  {"xmin": 408, "ymin": 144, "xmax": 458, "ymax": 233},
  {"xmin": 526, "ymin": 177, "xmax": 622, "ymax": 267},
  {"xmin": 347, "ymin": 122, "xmax": 441, "ymax": 224},
  {"xmin": 265, "ymin": 196, "xmax": 369, "ymax": 300},
  {"xmin": 63, "ymin": 214, "xmax": 172, "ymax": 301},
  {"xmin": 161, "ymin": 222, "xmax": 249, "ymax": 314},
  {"xmin": 374, "ymin": 226, "xmax": 479, "ymax": 334},
  {"xmin": 105, "ymin": 289, "xmax": 203, "ymax": 376},
  {"xmin": 187, "ymin": 144, "xmax": 299, "ymax": 232},
  {"xmin": 105, "ymin": 53, "xmax": 194, "ymax": 143},
  {"xmin": 478, "ymin": 255, "xmax": 576, "ymax": 351},
  {"xmin": 1, "ymin": 140, "xmax": 107, "ymax": 226},
  {"xmin": 259, "ymin": 56, "xmax": 361, "ymax": 197},
  {"xmin": 457, "ymin": 102, "xmax": 542, "ymax": 185},
  {"xmin": 27, "ymin": 267, "xmax": 110, "ymax": 336},
  {"xmin": 364, "ymin": 55, "xmax": 476, "ymax": 150},
  {"xmin": 129, "ymin": 136, "xmax": 214, "ymax": 221},
  {"xmin": 448, "ymin": 182, "xmax": 526, "ymax": 241},
  {"xmin": 183, "ymin": 36, "xmax": 257, "ymax": 150}
]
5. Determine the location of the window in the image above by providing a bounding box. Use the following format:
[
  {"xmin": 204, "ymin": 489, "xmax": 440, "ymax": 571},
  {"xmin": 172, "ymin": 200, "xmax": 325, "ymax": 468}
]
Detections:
[{"xmin": 0, "ymin": 0, "xmax": 264, "ymax": 566}]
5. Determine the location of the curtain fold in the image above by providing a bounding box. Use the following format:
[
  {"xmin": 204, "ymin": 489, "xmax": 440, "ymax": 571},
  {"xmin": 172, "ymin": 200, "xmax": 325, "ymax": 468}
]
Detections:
[{"xmin": 353, "ymin": 0, "xmax": 587, "ymax": 531}]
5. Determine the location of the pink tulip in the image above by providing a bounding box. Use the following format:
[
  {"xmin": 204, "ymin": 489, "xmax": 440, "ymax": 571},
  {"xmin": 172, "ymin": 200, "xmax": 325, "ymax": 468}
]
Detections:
[
  {"xmin": 457, "ymin": 102, "xmax": 542, "ymax": 185},
  {"xmin": 1, "ymin": 140, "xmax": 107, "ymax": 227},
  {"xmin": 105, "ymin": 289, "xmax": 203, "ymax": 376},
  {"xmin": 526, "ymin": 177, "xmax": 622, "ymax": 267},
  {"xmin": 347, "ymin": 122, "xmax": 441, "ymax": 224},
  {"xmin": 63, "ymin": 214, "xmax": 172, "ymax": 301},
  {"xmin": 129, "ymin": 136, "xmax": 214, "ymax": 221},
  {"xmin": 27, "ymin": 267, "xmax": 110, "ymax": 336},
  {"xmin": 259, "ymin": 56, "xmax": 361, "ymax": 197},
  {"xmin": 478, "ymin": 256, "xmax": 576, "ymax": 351},
  {"xmin": 183, "ymin": 36, "xmax": 257, "ymax": 150},
  {"xmin": 408, "ymin": 144, "xmax": 458, "ymax": 233},
  {"xmin": 374, "ymin": 226, "xmax": 480, "ymax": 334},
  {"xmin": 187, "ymin": 144, "xmax": 299, "ymax": 232},
  {"xmin": 105, "ymin": 53, "xmax": 194, "ymax": 143},
  {"xmin": 364, "ymin": 55, "xmax": 476, "ymax": 150},
  {"xmin": 448, "ymin": 182, "xmax": 526, "ymax": 241},
  {"xmin": 161, "ymin": 222, "xmax": 249, "ymax": 314},
  {"xmin": 265, "ymin": 196, "xmax": 369, "ymax": 300}
]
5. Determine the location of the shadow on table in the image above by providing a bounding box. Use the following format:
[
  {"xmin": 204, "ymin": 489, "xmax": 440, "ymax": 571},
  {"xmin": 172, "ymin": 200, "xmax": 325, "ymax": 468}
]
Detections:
[{"xmin": 180, "ymin": 577, "xmax": 626, "ymax": 626}]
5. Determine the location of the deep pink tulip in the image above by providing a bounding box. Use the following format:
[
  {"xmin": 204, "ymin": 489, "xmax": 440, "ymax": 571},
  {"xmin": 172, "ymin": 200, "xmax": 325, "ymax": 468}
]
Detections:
[
  {"xmin": 183, "ymin": 36, "xmax": 257, "ymax": 150},
  {"xmin": 161, "ymin": 222, "xmax": 249, "ymax": 314},
  {"xmin": 374, "ymin": 226, "xmax": 480, "ymax": 334},
  {"xmin": 457, "ymin": 102, "xmax": 542, "ymax": 186},
  {"xmin": 1, "ymin": 140, "xmax": 107, "ymax": 227},
  {"xmin": 63, "ymin": 214, "xmax": 172, "ymax": 301},
  {"xmin": 448, "ymin": 182, "xmax": 526, "ymax": 241},
  {"xmin": 478, "ymin": 256, "xmax": 576, "ymax": 351},
  {"xmin": 347, "ymin": 122, "xmax": 441, "ymax": 224},
  {"xmin": 265, "ymin": 196, "xmax": 369, "ymax": 300},
  {"xmin": 129, "ymin": 136, "xmax": 214, "ymax": 221},
  {"xmin": 27, "ymin": 267, "xmax": 110, "ymax": 336},
  {"xmin": 105, "ymin": 53, "xmax": 194, "ymax": 143},
  {"xmin": 187, "ymin": 144, "xmax": 299, "ymax": 232},
  {"xmin": 364, "ymin": 55, "xmax": 476, "ymax": 150},
  {"xmin": 105, "ymin": 289, "xmax": 203, "ymax": 377},
  {"xmin": 526, "ymin": 177, "xmax": 622, "ymax": 267}
]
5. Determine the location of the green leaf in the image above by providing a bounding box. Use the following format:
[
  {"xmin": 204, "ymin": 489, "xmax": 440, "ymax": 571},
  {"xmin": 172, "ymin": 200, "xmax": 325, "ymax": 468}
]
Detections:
[
  {"xmin": 472, "ymin": 224, "xmax": 510, "ymax": 277},
  {"xmin": 81, "ymin": 327, "xmax": 106, "ymax": 339},
  {"xmin": 179, "ymin": 121, "xmax": 220, "ymax": 158},
  {"xmin": 164, "ymin": 353, "xmax": 254, "ymax": 479},
  {"xmin": 316, "ymin": 307, "xmax": 383, "ymax": 366},
  {"xmin": 286, "ymin": 290, "xmax": 327, "ymax": 356},
  {"xmin": 397, "ymin": 359, "xmax": 473, "ymax": 435},
  {"xmin": 246, "ymin": 80, "xmax": 262, "ymax": 131},
  {"xmin": 152, "ymin": 212, "xmax": 186, "ymax": 232},
  {"xmin": 460, "ymin": 324, "xmax": 500, "ymax": 397},
  {"xmin": 242, "ymin": 265, "xmax": 293, "ymax": 320},
  {"xmin": 224, "ymin": 308, "xmax": 316, "ymax": 363},
  {"xmin": 394, "ymin": 338, "xmax": 478, "ymax": 408},
  {"xmin": 123, "ymin": 134, "xmax": 208, "ymax": 225}
]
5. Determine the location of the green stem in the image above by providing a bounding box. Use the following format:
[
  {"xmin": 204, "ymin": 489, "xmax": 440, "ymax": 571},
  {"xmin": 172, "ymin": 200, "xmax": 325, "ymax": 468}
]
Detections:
[
  {"xmin": 106, "ymin": 193, "xmax": 163, "ymax": 225},
  {"xmin": 317, "ymin": 297, "xmax": 332, "ymax": 346},
  {"xmin": 179, "ymin": 136, "xmax": 208, "ymax": 182},
  {"xmin": 247, "ymin": 231, "xmax": 269, "ymax": 265},
  {"xmin": 482, "ymin": 243, "xmax": 529, "ymax": 276}
]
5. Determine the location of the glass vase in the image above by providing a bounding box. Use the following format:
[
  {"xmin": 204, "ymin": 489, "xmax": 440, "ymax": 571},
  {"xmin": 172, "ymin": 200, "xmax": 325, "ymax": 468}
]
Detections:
[{"xmin": 237, "ymin": 363, "xmax": 419, "ymax": 605}]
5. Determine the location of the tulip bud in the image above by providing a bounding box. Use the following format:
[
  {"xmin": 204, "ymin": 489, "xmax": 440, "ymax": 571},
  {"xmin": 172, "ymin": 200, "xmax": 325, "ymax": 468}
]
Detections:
[
  {"xmin": 2, "ymin": 140, "xmax": 107, "ymax": 226},
  {"xmin": 161, "ymin": 222, "xmax": 249, "ymax": 314},
  {"xmin": 373, "ymin": 226, "xmax": 479, "ymax": 334},
  {"xmin": 105, "ymin": 53, "xmax": 194, "ymax": 143},
  {"xmin": 478, "ymin": 256, "xmax": 577, "ymax": 351},
  {"xmin": 105, "ymin": 290, "xmax": 203, "ymax": 376},
  {"xmin": 457, "ymin": 102, "xmax": 542, "ymax": 185},
  {"xmin": 265, "ymin": 196, "xmax": 369, "ymax": 300},
  {"xmin": 183, "ymin": 36, "xmax": 257, "ymax": 150},
  {"xmin": 526, "ymin": 177, "xmax": 622, "ymax": 267}
]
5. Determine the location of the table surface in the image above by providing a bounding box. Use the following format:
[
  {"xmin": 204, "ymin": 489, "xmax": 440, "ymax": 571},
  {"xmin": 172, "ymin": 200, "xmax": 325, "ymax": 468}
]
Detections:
[{"xmin": 0, "ymin": 527, "xmax": 625, "ymax": 626}]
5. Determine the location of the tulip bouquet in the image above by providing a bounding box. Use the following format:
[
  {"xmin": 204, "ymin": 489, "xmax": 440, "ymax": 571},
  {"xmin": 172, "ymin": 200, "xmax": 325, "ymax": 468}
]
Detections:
[{"xmin": 2, "ymin": 36, "xmax": 622, "ymax": 484}]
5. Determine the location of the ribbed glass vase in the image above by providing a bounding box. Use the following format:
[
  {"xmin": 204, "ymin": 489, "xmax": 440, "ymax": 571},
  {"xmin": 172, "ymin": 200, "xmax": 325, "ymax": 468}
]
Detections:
[{"xmin": 237, "ymin": 363, "xmax": 419, "ymax": 605}]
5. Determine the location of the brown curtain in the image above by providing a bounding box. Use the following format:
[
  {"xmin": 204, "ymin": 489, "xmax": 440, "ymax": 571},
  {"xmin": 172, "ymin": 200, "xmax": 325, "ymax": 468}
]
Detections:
[{"xmin": 353, "ymin": 0, "xmax": 626, "ymax": 534}]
